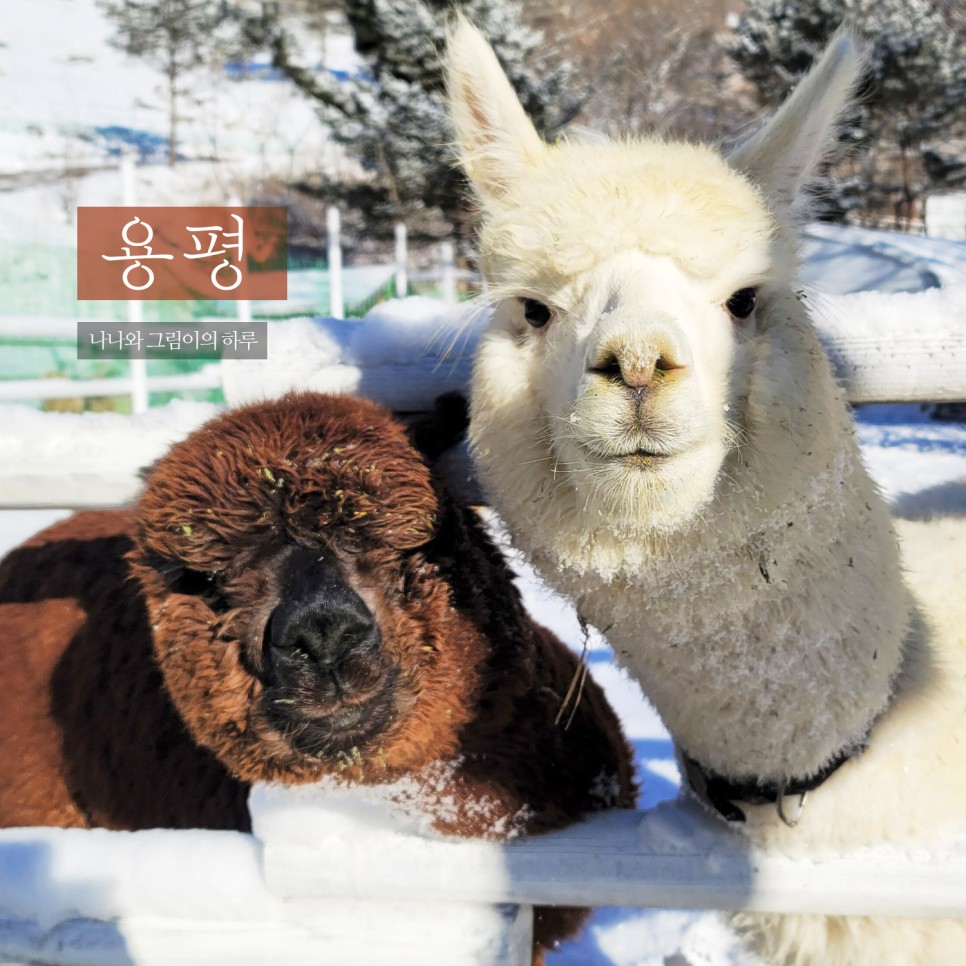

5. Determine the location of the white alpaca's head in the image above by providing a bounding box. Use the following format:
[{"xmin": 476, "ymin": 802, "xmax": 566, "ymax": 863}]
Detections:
[{"xmin": 447, "ymin": 21, "xmax": 863, "ymax": 545}]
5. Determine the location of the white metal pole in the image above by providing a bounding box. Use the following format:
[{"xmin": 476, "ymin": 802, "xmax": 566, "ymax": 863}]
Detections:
[
  {"xmin": 441, "ymin": 241, "xmax": 457, "ymax": 305},
  {"xmin": 394, "ymin": 222, "xmax": 408, "ymax": 298},
  {"xmin": 231, "ymin": 195, "xmax": 252, "ymax": 347},
  {"xmin": 327, "ymin": 207, "xmax": 344, "ymax": 319},
  {"xmin": 236, "ymin": 289, "xmax": 252, "ymax": 328},
  {"xmin": 120, "ymin": 152, "xmax": 149, "ymax": 414}
]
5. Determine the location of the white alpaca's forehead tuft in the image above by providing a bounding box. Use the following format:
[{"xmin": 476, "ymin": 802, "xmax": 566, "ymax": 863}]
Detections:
[{"xmin": 478, "ymin": 138, "xmax": 777, "ymax": 295}]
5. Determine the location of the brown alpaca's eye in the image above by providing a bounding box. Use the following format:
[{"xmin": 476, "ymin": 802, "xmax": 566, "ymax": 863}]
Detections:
[
  {"xmin": 164, "ymin": 564, "xmax": 228, "ymax": 612},
  {"xmin": 521, "ymin": 298, "xmax": 552, "ymax": 329},
  {"xmin": 726, "ymin": 288, "xmax": 757, "ymax": 320}
]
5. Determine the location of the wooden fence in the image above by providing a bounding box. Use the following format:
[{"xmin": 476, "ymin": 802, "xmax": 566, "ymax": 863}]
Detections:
[{"xmin": 0, "ymin": 286, "xmax": 963, "ymax": 508}]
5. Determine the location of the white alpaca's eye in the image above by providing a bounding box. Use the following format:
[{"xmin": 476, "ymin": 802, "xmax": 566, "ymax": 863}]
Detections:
[
  {"xmin": 726, "ymin": 288, "xmax": 757, "ymax": 320},
  {"xmin": 520, "ymin": 298, "xmax": 552, "ymax": 329}
]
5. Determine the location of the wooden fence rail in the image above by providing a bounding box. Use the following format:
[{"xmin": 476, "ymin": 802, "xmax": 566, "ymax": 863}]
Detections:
[
  {"xmin": 250, "ymin": 788, "xmax": 966, "ymax": 920},
  {"xmin": 2, "ymin": 785, "xmax": 964, "ymax": 966},
  {"xmin": 0, "ymin": 287, "xmax": 963, "ymax": 508}
]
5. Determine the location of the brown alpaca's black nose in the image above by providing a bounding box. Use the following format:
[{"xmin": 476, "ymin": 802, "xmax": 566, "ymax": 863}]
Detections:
[
  {"xmin": 269, "ymin": 596, "xmax": 379, "ymax": 669},
  {"xmin": 267, "ymin": 547, "xmax": 380, "ymax": 689}
]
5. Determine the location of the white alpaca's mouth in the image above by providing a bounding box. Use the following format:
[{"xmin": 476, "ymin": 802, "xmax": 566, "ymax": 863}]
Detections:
[
  {"xmin": 548, "ymin": 427, "xmax": 728, "ymax": 529},
  {"xmin": 607, "ymin": 449, "xmax": 672, "ymax": 468},
  {"xmin": 566, "ymin": 405, "xmax": 693, "ymax": 470},
  {"xmin": 579, "ymin": 436, "xmax": 682, "ymax": 468}
]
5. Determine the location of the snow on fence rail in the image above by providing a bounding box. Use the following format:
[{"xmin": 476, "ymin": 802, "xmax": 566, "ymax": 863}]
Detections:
[
  {"xmin": 249, "ymin": 786, "xmax": 966, "ymax": 919},
  {"xmin": 3, "ymin": 785, "xmax": 966, "ymax": 966}
]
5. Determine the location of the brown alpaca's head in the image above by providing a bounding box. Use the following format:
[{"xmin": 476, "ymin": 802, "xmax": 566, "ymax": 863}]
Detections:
[{"xmin": 129, "ymin": 392, "xmax": 484, "ymax": 785}]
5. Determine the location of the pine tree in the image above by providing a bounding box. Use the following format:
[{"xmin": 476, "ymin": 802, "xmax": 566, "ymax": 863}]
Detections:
[
  {"xmin": 727, "ymin": 0, "xmax": 966, "ymax": 226},
  {"xmin": 236, "ymin": 0, "xmax": 575, "ymax": 242},
  {"xmin": 532, "ymin": 0, "xmax": 747, "ymax": 144},
  {"xmin": 98, "ymin": 0, "xmax": 234, "ymax": 165}
]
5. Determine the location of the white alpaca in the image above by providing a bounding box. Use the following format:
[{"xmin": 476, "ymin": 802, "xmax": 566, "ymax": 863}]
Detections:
[{"xmin": 446, "ymin": 19, "xmax": 966, "ymax": 966}]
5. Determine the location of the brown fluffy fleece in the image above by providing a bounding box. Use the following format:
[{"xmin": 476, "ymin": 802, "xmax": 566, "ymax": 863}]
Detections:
[{"xmin": 0, "ymin": 391, "xmax": 636, "ymax": 962}]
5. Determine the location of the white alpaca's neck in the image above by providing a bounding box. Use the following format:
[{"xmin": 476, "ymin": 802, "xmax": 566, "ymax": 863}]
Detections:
[{"xmin": 529, "ymin": 430, "xmax": 907, "ymax": 783}]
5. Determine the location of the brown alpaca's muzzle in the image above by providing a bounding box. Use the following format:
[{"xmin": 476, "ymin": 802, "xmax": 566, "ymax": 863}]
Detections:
[{"xmin": 261, "ymin": 545, "xmax": 400, "ymax": 761}]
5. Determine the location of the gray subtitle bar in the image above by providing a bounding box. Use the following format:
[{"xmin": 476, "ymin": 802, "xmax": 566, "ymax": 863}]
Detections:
[{"xmin": 77, "ymin": 320, "xmax": 268, "ymax": 360}]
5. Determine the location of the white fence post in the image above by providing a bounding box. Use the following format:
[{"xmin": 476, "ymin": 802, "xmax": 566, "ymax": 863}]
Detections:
[
  {"xmin": 327, "ymin": 207, "xmax": 344, "ymax": 319},
  {"xmin": 394, "ymin": 222, "xmax": 408, "ymax": 298},
  {"xmin": 441, "ymin": 241, "xmax": 457, "ymax": 305},
  {"xmin": 120, "ymin": 152, "xmax": 149, "ymax": 414},
  {"xmin": 231, "ymin": 195, "xmax": 252, "ymax": 336},
  {"xmin": 236, "ymin": 286, "xmax": 252, "ymax": 333}
]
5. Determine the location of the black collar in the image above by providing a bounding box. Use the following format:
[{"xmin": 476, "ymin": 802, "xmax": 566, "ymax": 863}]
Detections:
[{"xmin": 683, "ymin": 742, "xmax": 865, "ymax": 827}]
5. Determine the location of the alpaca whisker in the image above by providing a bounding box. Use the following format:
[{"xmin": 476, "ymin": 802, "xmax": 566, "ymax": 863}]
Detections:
[{"xmin": 554, "ymin": 624, "xmax": 590, "ymax": 730}]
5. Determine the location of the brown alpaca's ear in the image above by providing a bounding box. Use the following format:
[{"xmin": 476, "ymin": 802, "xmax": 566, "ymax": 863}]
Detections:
[
  {"xmin": 404, "ymin": 393, "xmax": 469, "ymax": 463},
  {"xmin": 728, "ymin": 30, "xmax": 864, "ymax": 217},
  {"xmin": 445, "ymin": 16, "xmax": 546, "ymax": 202}
]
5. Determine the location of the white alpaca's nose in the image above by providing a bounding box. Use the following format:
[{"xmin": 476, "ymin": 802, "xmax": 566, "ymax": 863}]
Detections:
[{"xmin": 588, "ymin": 334, "xmax": 690, "ymax": 392}]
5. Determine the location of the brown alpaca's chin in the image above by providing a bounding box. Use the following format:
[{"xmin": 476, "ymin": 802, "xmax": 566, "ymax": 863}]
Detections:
[{"xmin": 263, "ymin": 672, "xmax": 401, "ymax": 762}]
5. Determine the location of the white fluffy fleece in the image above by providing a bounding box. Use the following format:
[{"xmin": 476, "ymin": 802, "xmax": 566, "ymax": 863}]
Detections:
[{"xmin": 447, "ymin": 18, "xmax": 966, "ymax": 966}]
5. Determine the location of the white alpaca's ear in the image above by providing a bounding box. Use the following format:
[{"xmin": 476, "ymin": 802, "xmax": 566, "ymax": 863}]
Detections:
[
  {"xmin": 445, "ymin": 17, "xmax": 546, "ymax": 201},
  {"xmin": 729, "ymin": 30, "xmax": 864, "ymax": 214}
]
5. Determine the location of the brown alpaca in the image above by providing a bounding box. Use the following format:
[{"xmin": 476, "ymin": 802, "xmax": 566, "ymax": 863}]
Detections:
[{"xmin": 0, "ymin": 392, "xmax": 636, "ymax": 962}]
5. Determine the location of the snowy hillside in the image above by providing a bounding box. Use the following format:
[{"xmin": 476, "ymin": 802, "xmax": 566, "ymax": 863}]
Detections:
[
  {"xmin": 0, "ymin": 0, "xmax": 355, "ymax": 174},
  {"xmin": 0, "ymin": 0, "xmax": 361, "ymax": 262}
]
